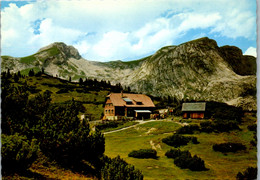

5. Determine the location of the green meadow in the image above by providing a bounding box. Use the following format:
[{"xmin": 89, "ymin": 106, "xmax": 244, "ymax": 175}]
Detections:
[{"xmin": 104, "ymin": 116, "xmax": 257, "ymax": 180}]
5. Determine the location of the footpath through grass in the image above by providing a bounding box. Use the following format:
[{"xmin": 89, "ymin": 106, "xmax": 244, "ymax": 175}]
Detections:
[{"xmin": 104, "ymin": 117, "xmax": 257, "ymax": 180}]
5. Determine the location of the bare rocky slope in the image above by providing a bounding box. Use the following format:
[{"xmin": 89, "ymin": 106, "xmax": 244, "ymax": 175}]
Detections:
[{"xmin": 1, "ymin": 37, "xmax": 256, "ymax": 110}]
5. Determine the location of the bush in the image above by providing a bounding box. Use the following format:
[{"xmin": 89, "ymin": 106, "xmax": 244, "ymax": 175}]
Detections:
[
  {"xmin": 213, "ymin": 121, "xmax": 240, "ymax": 132},
  {"xmin": 250, "ymin": 133, "xmax": 257, "ymax": 146},
  {"xmin": 162, "ymin": 134, "xmax": 190, "ymax": 147},
  {"xmin": 165, "ymin": 149, "xmax": 190, "ymax": 159},
  {"xmin": 200, "ymin": 121, "xmax": 214, "ymax": 133},
  {"xmin": 236, "ymin": 167, "xmax": 257, "ymax": 180},
  {"xmin": 191, "ymin": 137, "xmax": 199, "ymax": 144},
  {"xmin": 200, "ymin": 120, "xmax": 240, "ymax": 133},
  {"xmin": 165, "ymin": 149, "xmax": 207, "ymax": 171},
  {"xmin": 1, "ymin": 133, "xmax": 39, "ymax": 174},
  {"xmin": 1, "ymin": 85, "xmax": 51, "ymax": 138},
  {"xmin": 213, "ymin": 143, "xmax": 246, "ymax": 153},
  {"xmin": 162, "ymin": 134, "xmax": 199, "ymax": 147},
  {"xmin": 247, "ymin": 124, "xmax": 257, "ymax": 132},
  {"xmin": 175, "ymin": 154, "xmax": 206, "ymax": 171},
  {"xmin": 176, "ymin": 124, "xmax": 200, "ymax": 134},
  {"xmin": 101, "ymin": 156, "xmax": 143, "ymax": 180},
  {"xmin": 206, "ymin": 101, "xmax": 243, "ymax": 123},
  {"xmin": 128, "ymin": 149, "xmax": 157, "ymax": 159},
  {"xmin": 186, "ymin": 155, "xmax": 207, "ymax": 171},
  {"xmin": 39, "ymin": 102, "xmax": 105, "ymax": 165}
]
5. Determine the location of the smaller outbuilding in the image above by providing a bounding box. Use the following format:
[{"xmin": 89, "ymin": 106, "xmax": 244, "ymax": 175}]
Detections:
[{"xmin": 182, "ymin": 102, "xmax": 206, "ymax": 119}]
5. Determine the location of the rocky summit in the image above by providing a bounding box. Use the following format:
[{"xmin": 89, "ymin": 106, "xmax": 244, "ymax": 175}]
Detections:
[{"xmin": 1, "ymin": 37, "xmax": 256, "ymax": 110}]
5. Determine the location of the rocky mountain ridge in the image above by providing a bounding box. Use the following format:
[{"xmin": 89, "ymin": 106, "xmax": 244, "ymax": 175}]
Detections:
[{"xmin": 1, "ymin": 37, "xmax": 256, "ymax": 110}]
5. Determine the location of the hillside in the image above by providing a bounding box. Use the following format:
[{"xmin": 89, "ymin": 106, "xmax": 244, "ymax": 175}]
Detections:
[
  {"xmin": 1, "ymin": 72, "xmax": 124, "ymax": 120},
  {"xmin": 1, "ymin": 37, "xmax": 256, "ymax": 111}
]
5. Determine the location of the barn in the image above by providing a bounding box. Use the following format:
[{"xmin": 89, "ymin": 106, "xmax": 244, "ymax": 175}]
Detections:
[
  {"xmin": 104, "ymin": 92, "xmax": 155, "ymax": 120},
  {"xmin": 182, "ymin": 102, "xmax": 206, "ymax": 119}
]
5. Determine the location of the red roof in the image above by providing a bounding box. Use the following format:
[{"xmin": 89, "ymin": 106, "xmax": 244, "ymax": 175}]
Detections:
[{"xmin": 107, "ymin": 93, "xmax": 155, "ymax": 107}]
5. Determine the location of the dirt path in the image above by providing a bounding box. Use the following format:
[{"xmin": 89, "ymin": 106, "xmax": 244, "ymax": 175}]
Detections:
[
  {"xmin": 150, "ymin": 140, "xmax": 162, "ymax": 150},
  {"xmin": 103, "ymin": 119, "xmax": 187, "ymax": 135},
  {"xmin": 175, "ymin": 121, "xmax": 189, "ymax": 126},
  {"xmin": 103, "ymin": 119, "xmax": 161, "ymax": 135}
]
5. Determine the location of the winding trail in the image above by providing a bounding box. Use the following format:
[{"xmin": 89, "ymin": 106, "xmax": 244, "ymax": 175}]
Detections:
[
  {"xmin": 103, "ymin": 119, "xmax": 159, "ymax": 135},
  {"xmin": 103, "ymin": 119, "xmax": 188, "ymax": 135}
]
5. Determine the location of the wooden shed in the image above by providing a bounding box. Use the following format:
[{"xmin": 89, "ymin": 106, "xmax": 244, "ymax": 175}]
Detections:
[{"xmin": 182, "ymin": 102, "xmax": 206, "ymax": 119}]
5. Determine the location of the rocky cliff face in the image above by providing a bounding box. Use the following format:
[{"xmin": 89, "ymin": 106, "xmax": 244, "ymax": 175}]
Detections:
[
  {"xmin": 123, "ymin": 38, "xmax": 256, "ymax": 110},
  {"xmin": 219, "ymin": 45, "xmax": 256, "ymax": 75},
  {"xmin": 1, "ymin": 37, "xmax": 256, "ymax": 110}
]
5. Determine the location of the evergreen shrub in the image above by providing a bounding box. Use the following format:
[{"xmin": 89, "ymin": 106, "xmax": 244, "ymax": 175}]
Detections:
[
  {"xmin": 165, "ymin": 149, "xmax": 207, "ymax": 171},
  {"xmin": 128, "ymin": 149, "xmax": 157, "ymax": 159},
  {"xmin": 236, "ymin": 167, "xmax": 257, "ymax": 180},
  {"xmin": 162, "ymin": 134, "xmax": 199, "ymax": 147},
  {"xmin": 1, "ymin": 134, "xmax": 39, "ymax": 174},
  {"xmin": 101, "ymin": 156, "xmax": 143, "ymax": 180},
  {"xmin": 212, "ymin": 142, "xmax": 246, "ymax": 153}
]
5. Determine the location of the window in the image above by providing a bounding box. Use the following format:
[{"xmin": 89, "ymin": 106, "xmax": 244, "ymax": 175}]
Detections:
[{"xmin": 123, "ymin": 98, "xmax": 133, "ymax": 105}]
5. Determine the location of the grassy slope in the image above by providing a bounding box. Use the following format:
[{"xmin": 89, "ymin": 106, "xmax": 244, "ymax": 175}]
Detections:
[
  {"xmin": 104, "ymin": 116, "xmax": 257, "ymax": 180},
  {"xmin": 15, "ymin": 74, "xmax": 110, "ymax": 120}
]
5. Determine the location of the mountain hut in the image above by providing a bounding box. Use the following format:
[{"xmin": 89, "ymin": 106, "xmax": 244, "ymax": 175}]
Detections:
[
  {"xmin": 182, "ymin": 102, "xmax": 206, "ymax": 119},
  {"xmin": 104, "ymin": 92, "xmax": 155, "ymax": 120}
]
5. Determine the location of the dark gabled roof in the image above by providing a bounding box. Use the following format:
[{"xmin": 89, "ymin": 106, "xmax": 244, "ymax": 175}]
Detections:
[{"xmin": 182, "ymin": 102, "xmax": 206, "ymax": 112}]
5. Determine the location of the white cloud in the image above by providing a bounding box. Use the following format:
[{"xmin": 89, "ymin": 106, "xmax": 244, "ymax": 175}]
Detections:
[
  {"xmin": 244, "ymin": 47, "xmax": 257, "ymax": 57},
  {"xmin": 29, "ymin": 18, "xmax": 85, "ymax": 47},
  {"xmin": 1, "ymin": 0, "xmax": 256, "ymax": 61},
  {"xmin": 177, "ymin": 13, "xmax": 222, "ymax": 32},
  {"xmin": 92, "ymin": 31, "xmax": 131, "ymax": 60}
]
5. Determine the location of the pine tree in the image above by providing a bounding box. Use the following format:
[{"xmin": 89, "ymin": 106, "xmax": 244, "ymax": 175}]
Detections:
[
  {"xmin": 13, "ymin": 73, "xmax": 19, "ymax": 82},
  {"xmin": 79, "ymin": 78, "xmax": 83, "ymax": 85},
  {"xmin": 7, "ymin": 69, "xmax": 11, "ymax": 79},
  {"xmin": 29, "ymin": 69, "xmax": 34, "ymax": 76},
  {"xmin": 17, "ymin": 71, "xmax": 21, "ymax": 78}
]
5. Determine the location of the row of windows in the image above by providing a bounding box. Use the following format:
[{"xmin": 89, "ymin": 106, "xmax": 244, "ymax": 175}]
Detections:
[{"xmin": 105, "ymin": 109, "xmax": 114, "ymax": 114}]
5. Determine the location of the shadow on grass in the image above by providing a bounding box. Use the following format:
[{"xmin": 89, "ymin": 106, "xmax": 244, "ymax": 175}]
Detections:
[
  {"xmin": 49, "ymin": 158, "xmax": 98, "ymax": 178},
  {"xmin": 2, "ymin": 169, "xmax": 54, "ymax": 180},
  {"xmin": 128, "ymin": 156, "xmax": 160, "ymax": 160}
]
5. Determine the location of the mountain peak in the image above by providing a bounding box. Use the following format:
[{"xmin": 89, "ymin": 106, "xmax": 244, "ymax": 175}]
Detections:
[
  {"xmin": 183, "ymin": 37, "xmax": 218, "ymax": 49},
  {"xmin": 38, "ymin": 42, "xmax": 81, "ymax": 60}
]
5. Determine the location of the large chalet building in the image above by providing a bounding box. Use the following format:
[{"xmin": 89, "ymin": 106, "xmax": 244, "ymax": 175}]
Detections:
[{"xmin": 104, "ymin": 92, "xmax": 155, "ymax": 120}]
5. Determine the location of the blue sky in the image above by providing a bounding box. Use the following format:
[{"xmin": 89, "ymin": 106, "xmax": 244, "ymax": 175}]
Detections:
[{"xmin": 1, "ymin": 0, "xmax": 257, "ymax": 61}]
